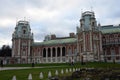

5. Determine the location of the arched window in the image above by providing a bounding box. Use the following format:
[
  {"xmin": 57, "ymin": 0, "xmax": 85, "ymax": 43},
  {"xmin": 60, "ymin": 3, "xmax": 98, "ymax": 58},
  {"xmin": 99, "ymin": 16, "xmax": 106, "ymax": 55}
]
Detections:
[
  {"xmin": 57, "ymin": 47, "xmax": 60, "ymax": 57},
  {"xmin": 52, "ymin": 48, "xmax": 56, "ymax": 57},
  {"xmin": 48, "ymin": 48, "xmax": 51, "ymax": 57},
  {"xmin": 23, "ymin": 30, "xmax": 26, "ymax": 34},
  {"xmin": 62, "ymin": 47, "xmax": 65, "ymax": 56}
]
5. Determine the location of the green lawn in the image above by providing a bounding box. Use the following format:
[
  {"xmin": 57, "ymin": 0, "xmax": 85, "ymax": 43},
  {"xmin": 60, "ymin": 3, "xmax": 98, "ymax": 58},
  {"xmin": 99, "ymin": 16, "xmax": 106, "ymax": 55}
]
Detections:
[{"xmin": 0, "ymin": 62, "xmax": 120, "ymax": 80}]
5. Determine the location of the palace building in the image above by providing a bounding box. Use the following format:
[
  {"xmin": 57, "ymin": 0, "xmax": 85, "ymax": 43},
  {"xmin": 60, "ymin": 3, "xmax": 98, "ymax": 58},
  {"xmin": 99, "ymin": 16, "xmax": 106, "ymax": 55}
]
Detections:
[{"xmin": 12, "ymin": 11, "xmax": 120, "ymax": 63}]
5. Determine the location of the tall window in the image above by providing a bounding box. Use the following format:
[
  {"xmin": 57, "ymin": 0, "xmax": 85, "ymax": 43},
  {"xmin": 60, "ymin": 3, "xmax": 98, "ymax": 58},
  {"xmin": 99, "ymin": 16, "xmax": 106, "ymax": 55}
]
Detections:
[
  {"xmin": 23, "ymin": 30, "xmax": 26, "ymax": 34},
  {"xmin": 92, "ymin": 22, "xmax": 94, "ymax": 26},
  {"xmin": 22, "ymin": 48, "xmax": 26, "ymax": 56}
]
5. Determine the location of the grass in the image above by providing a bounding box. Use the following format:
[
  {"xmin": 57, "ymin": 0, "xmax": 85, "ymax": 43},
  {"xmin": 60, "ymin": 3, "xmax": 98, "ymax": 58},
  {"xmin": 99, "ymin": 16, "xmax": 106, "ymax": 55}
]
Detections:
[
  {"xmin": 0, "ymin": 62, "xmax": 120, "ymax": 80},
  {"xmin": 0, "ymin": 66, "xmax": 73, "ymax": 80}
]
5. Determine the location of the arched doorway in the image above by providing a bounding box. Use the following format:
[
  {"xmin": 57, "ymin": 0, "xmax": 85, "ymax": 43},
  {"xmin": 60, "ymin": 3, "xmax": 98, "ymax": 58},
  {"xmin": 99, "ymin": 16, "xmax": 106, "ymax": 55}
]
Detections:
[
  {"xmin": 57, "ymin": 47, "xmax": 60, "ymax": 57},
  {"xmin": 52, "ymin": 48, "xmax": 56, "ymax": 57},
  {"xmin": 43, "ymin": 48, "xmax": 46, "ymax": 57},
  {"xmin": 48, "ymin": 48, "xmax": 51, "ymax": 57},
  {"xmin": 62, "ymin": 47, "xmax": 65, "ymax": 56}
]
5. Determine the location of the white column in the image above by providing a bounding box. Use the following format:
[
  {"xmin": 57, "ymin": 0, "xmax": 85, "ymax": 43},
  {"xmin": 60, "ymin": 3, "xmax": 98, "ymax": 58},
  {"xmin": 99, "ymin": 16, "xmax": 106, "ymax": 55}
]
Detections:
[
  {"xmin": 18, "ymin": 39, "xmax": 21, "ymax": 63},
  {"xmin": 12, "ymin": 40, "xmax": 15, "ymax": 57},
  {"xmin": 28, "ymin": 40, "xmax": 30, "ymax": 56},
  {"xmin": 90, "ymin": 31, "xmax": 92, "ymax": 51},
  {"xmin": 28, "ymin": 40, "xmax": 31, "ymax": 63},
  {"xmin": 77, "ymin": 34, "xmax": 79, "ymax": 54},
  {"xmin": 60, "ymin": 47, "xmax": 62, "ymax": 62},
  {"xmin": 99, "ymin": 32, "xmax": 103, "ymax": 61},
  {"xmin": 18, "ymin": 39, "xmax": 21, "ymax": 56},
  {"xmin": 51, "ymin": 47, "xmax": 52, "ymax": 63},
  {"xmin": 97, "ymin": 42, "xmax": 100, "ymax": 60},
  {"xmin": 83, "ymin": 32, "xmax": 86, "ymax": 52},
  {"xmin": 55, "ymin": 47, "xmax": 57, "ymax": 63},
  {"xmin": 46, "ymin": 48, "xmax": 48, "ymax": 63},
  {"xmin": 40, "ymin": 49, "xmax": 42, "ymax": 63}
]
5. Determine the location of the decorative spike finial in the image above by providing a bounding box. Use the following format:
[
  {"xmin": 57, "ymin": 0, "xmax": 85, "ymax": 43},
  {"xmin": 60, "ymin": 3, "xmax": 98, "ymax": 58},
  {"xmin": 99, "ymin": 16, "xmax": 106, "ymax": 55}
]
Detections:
[
  {"xmin": 91, "ymin": 6, "xmax": 93, "ymax": 12},
  {"xmin": 24, "ymin": 17, "xmax": 26, "ymax": 21}
]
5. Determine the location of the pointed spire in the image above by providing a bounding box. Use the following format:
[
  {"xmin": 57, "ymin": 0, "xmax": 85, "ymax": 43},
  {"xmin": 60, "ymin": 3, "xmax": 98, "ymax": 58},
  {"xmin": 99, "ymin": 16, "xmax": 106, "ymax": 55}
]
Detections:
[
  {"xmin": 24, "ymin": 17, "xmax": 26, "ymax": 21},
  {"xmin": 91, "ymin": 6, "xmax": 93, "ymax": 12},
  {"xmin": 98, "ymin": 23, "xmax": 101, "ymax": 27}
]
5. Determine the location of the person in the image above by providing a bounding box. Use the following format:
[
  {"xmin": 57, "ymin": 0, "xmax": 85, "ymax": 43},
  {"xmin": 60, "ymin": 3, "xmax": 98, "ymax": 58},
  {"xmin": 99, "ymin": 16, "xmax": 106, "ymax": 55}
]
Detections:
[
  {"xmin": 32, "ymin": 62, "xmax": 35, "ymax": 67},
  {"xmin": 113, "ymin": 59, "xmax": 115, "ymax": 64},
  {"xmin": 0, "ymin": 60, "xmax": 3, "ymax": 67},
  {"xmin": 71, "ymin": 59, "xmax": 74, "ymax": 66},
  {"xmin": 81, "ymin": 56, "xmax": 84, "ymax": 65}
]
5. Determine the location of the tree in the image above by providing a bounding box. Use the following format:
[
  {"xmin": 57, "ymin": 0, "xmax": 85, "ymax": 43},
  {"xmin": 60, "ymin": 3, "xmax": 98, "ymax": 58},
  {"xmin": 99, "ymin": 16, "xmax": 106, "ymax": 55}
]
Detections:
[{"xmin": 0, "ymin": 45, "xmax": 12, "ymax": 57}]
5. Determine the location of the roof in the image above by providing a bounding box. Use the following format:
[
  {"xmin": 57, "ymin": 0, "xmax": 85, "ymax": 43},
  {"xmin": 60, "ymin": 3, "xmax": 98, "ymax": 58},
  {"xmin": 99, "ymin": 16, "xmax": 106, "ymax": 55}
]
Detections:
[
  {"xmin": 32, "ymin": 38, "xmax": 77, "ymax": 46},
  {"xmin": 100, "ymin": 25, "xmax": 120, "ymax": 34}
]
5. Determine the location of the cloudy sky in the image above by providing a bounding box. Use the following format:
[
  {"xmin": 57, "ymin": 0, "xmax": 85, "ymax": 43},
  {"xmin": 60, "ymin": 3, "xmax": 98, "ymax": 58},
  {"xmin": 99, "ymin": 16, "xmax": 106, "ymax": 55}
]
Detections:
[{"xmin": 0, "ymin": 0, "xmax": 120, "ymax": 47}]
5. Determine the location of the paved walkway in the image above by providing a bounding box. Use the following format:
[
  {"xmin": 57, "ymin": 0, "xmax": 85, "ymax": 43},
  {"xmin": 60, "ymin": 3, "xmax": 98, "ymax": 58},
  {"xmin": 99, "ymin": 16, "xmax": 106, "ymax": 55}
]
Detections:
[
  {"xmin": 0, "ymin": 67, "xmax": 31, "ymax": 71},
  {"xmin": 0, "ymin": 66, "xmax": 65, "ymax": 71}
]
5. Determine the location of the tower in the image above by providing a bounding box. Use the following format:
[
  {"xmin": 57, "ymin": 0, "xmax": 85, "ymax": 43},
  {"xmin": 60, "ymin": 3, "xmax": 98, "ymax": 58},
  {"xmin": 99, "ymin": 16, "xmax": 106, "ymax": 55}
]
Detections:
[
  {"xmin": 12, "ymin": 20, "xmax": 33, "ymax": 63},
  {"xmin": 77, "ymin": 11, "xmax": 102, "ymax": 62}
]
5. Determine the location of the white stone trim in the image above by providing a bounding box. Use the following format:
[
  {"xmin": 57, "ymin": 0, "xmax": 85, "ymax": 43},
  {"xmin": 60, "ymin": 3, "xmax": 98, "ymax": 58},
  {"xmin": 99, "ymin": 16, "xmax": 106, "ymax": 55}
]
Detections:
[
  {"xmin": 18, "ymin": 39, "xmax": 20, "ymax": 56},
  {"xmin": 46, "ymin": 48, "xmax": 48, "ymax": 63},
  {"xmin": 55, "ymin": 47, "xmax": 57, "ymax": 62},
  {"xmin": 83, "ymin": 32, "xmax": 86, "ymax": 51},
  {"xmin": 28, "ymin": 40, "xmax": 30, "ymax": 56},
  {"xmin": 51, "ymin": 47, "xmax": 52, "ymax": 62},
  {"xmin": 60, "ymin": 47, "xmax": 62, "ymax": 62},
  {"xmin": 90, "ymin": 31, "xmax": 92, "ymax": 51}
]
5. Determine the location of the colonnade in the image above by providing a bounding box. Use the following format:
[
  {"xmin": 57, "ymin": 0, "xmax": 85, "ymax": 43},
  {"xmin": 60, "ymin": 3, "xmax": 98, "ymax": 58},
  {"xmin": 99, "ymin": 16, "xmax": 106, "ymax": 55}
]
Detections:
[
  {"xmin": 103, "ymin": 46, "xmax": 120, "ymax": 62},
  {"xmin": 42, "ymin": 47, "xmax": 66, "ymax": 63}
]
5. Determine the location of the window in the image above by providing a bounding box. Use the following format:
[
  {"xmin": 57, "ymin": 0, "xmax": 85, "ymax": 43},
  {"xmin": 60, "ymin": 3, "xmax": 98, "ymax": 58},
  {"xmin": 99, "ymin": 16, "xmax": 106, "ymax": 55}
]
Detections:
[
  {"xmin": 116, "ymin": 56, "xmax": 119, "ymax": 60},
  {"xmin": 22, "ymin": 49, "xmax": 26, "ymax": 56},
  {"xmin": 92, "ymin": 22, "xmax": 94, "ymax": 26},
  {"xmin": 23, "ymin": 30, "xmax": 26, "ymax": 34}
]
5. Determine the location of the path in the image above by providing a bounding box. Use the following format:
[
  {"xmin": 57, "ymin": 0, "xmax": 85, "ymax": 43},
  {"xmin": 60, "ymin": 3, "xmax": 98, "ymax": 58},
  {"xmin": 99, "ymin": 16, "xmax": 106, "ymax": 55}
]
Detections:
[{"xmin": 0, "ymin": 66, "xmax": 65, "ymax": 71}]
